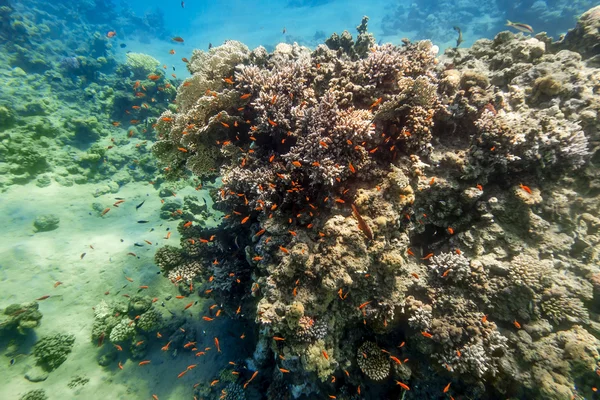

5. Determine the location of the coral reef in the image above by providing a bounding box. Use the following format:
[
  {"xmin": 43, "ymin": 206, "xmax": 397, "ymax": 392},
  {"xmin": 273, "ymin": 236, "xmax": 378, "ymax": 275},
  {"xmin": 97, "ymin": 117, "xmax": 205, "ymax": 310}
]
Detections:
[
  {"xmin": 0, "ymin": 301, "xmax": 42, "ymax": 334},
  {"xmin": 19, "ymin": 389, "xmax": 47, "ymax": 400},
  {"xmin": 33, "ymin": 333, "xmax": 75, "ymax": 371},
  {"xmin": 356, "ymin": 341, "xmax": 390, "ymax": 381},
  {"xmin": 125, "ymin": 53, "xmax": 160, "ymax": 79},
  {"xmin": 150, "ymin": 8, "xmax": 600, "ymax": 400}
]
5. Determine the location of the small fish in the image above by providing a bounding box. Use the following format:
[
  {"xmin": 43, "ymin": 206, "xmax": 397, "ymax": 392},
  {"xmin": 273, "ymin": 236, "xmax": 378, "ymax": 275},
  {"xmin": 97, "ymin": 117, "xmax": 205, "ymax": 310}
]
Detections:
[
  {"xmin": 351, "ymin": 203, "xmax": 373, "ymax": 241},
  {"xmin": 137, "ymin": 220, "xmax": 150, "ymax": 224},
  {"xmin": 519, "ymin": 183, "xmax": 532, "ymax": 194},
  {"xmin": 136, "ymin": 200, "xmax": 145, "ymax": 210},
  {"xmin": 443, "ymin": 382, "xmax": 451, "ymax": 393},
  {"xmin": 453, "ymin": 26, "xmax": 464, "ymax": 47},
  {"xmin": 169, "ymin": 49, "xmax": 175, "ymax": 55},
  {"xmin": 138, "ymin": 360, "xmax": 151, "ymax": 366},
  {"xmin": 120, "ymin": 43, "xmax": 126, "ymax": 48},
  {"xmin": 181, "ymin": 1, "xmax": 184, "ymax": 7},
  {"xmin": 506, "ymin": 20, "xmax": 534, "ymax": 33},
  {"xmin": 36, "ymin": 295, "xmax": 50, "ymax": 301},
  {"xmin": 172, "ymin": 36, "xmax": 184, "ymax": 42},
  {"xmin": 395, "ymin": 381, "xmax": 410, "ymax": 391},
  {"xmin": 106, "ymin": 30, "xmax": 116, "ymax": 38},
  {"xmin": 513, "ymin": 320, "xmax": 522, "ymax": 329},
  {"xmin": 80, "ymin": 252, "xmax": 86, "ymax": 259},
  {"xmin": 282, "ymin": 27, "xmax": 286, "ymax": 34}
]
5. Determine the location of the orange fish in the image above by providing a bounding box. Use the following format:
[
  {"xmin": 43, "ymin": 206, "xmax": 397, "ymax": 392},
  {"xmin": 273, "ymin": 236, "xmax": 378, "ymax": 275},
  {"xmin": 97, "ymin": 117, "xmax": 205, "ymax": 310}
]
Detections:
[
  {"xmin": 203, "ymin": 316, "xmax": 214, "ymax": 321},
  {"xmin": 292, "ymin": 161, "xmax": 301, "ymax": 167},
  {"xmin": 183, "ymin": 221, "xmax": 193, "ymax": 228},
  {"xmin": 240, "ymin": 93, "xmax": 251, "ymax": 99},
  {"xmin": 138, "ymin": 360, "xmax": 151, "ymax": 366},
  {"xmin": 106, "ymin": 30, "xmax": 116, "ymax": 38},
  {"xmin": 421, "ymin": 331, "xmax": 433, "ymax": 338},
  {"xmin": 322, "ymin": 350, "xmax": 329, "ymax": 360},
  {"xmin": 369, "ymin": 97, "xmax": 382, "ymax": 108},
  {"xmin": 390, "ymin": 356, "xmax": 402, "ymax": 364},
  {"xmin": 447, "ymin": 227, "xmax": 454, "ymax": 235},
  {"xmin": 279, "ymin": 246, "xmax": 289, "ymax": 254},
  {"xmin": 519, "ymin": 183, "xmax": 532, "ymax": 194},
  {"xmin": 279, "ymin": 368, "xmax": 290, "ymax": 373},
  {"xmin": 395, "ymin": 381, "xmax": 410, "ymax": 390},
  {"xmin": 210, "ymin": 379, "xmax": 219, "ymax": 386},
  {"xmin": 358, "ymin": 301, "xmax": 371, "ymax": 309},
  {"xmin": 241, "ymin": 216, "xmax": 249, "ymax": 224},
  {"xmin": 184, "ymin": 302, "xmax": 194, "ymax": 310},
  {"xmin": 214, "ymin": 337, "xmax": 221, "ymax": 352},
  {"xmin": 169, "ymin": 49, "xmax": 175, "ymax": 54},
  {"xmin": 172, "ymin": 36, "xmax": 184, "ymax": 42},
  {"xmin": 181, "ymin": 57, "xmax": 189, "ymax": 63},
  {"xmin": 513, "ymin": 320, "xmax": 521, "ymax": 329},
  {"xmin": 101, "ymin": 207, "xmax": 111, "ymax": 216},
  {"xmin": 147, "ymin": 74, "xmax": 161, "ymax": 81},
  {"xmin": 443, "ymin": 382, "xmax": 451, "ymax": 393}
]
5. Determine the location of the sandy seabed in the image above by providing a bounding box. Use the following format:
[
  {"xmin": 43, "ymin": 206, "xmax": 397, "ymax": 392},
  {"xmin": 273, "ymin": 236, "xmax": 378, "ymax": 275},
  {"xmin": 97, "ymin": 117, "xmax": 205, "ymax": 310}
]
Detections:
[{"xmin": 0, "ymin": 181, "xmax": 243, "ymax": 400}]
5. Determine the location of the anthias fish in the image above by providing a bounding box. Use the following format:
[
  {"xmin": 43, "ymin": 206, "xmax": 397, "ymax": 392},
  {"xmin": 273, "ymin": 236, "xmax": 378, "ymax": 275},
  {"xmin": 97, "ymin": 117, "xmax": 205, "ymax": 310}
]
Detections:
[{"xmin": 506, "ymin": 20, "xmax": 533, "ymax": 33}]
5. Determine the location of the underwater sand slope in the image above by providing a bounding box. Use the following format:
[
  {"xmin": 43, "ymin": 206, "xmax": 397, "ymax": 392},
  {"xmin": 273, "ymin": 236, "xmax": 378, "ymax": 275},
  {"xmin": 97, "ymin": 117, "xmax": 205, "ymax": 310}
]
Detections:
[{"xmin": 0, "ymin": 182, "xmax": 241, "ymax": 400}]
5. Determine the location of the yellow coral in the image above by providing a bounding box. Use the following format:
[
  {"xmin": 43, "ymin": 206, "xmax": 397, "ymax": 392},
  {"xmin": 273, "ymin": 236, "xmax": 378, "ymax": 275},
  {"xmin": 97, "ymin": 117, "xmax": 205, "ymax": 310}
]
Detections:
[{"xmin": 303, "ymin": 340, "xmax": 335, "ymax": 381}]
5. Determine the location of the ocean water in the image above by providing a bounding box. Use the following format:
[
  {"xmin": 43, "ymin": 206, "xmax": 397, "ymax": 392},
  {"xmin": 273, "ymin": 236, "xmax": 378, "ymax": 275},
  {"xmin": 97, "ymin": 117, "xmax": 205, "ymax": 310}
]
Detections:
[{"xmin": 1, "ymin": 0, "xmax": 599, "ymax": 399}]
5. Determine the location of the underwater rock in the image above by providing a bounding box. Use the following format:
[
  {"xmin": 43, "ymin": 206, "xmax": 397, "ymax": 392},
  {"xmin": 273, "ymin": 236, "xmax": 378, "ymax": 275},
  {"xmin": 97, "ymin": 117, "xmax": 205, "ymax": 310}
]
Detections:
[
  {"xmin": 24, "ymin": 365, "xmax": 48, "ymax": 382},
  {"xmin": 557, "ymin": 6, "xmax": 600, "ymax": 60},
  {"xmin": 33, "ymin": 333, "xmax": 75, "ymax": 371},
  {"xmin": 33, "ymin": 214, "xmax": 59, "ymax": 232},
  {"xmin": 35, "ymin": 174, "xmax": 51, "ymax": 188},
  {"xmin": 97, "ymin": 350, "xmax": 117, "ymax": 367}
]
